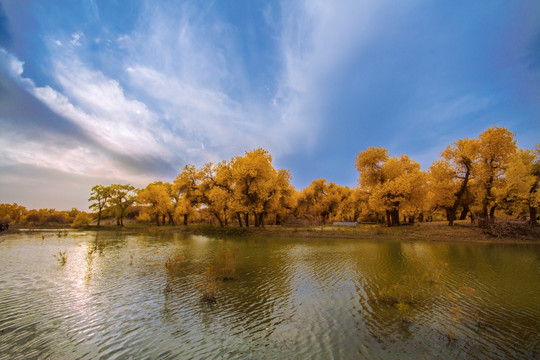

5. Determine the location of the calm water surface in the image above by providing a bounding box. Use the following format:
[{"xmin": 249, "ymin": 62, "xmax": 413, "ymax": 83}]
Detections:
[{"xmin": 0, "ymin": 230, "xmax": 538, "ymax": 359}]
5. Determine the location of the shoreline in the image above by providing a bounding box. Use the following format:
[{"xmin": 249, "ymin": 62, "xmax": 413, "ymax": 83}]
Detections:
[{"xmin": 4, "ymin": 221, "xmax": 539, "ymax": 244}]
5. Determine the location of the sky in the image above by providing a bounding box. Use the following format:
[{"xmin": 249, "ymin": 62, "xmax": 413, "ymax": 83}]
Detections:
[{"xmin": 0, "ymin": 0, "xmax": 539, "ymax": 210}]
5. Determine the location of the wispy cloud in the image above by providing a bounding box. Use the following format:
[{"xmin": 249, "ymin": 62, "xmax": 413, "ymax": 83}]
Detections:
[
  {"xmin": 0, "ymin": 48, "xmax": 167, "ymax": 185},
  {"xmin": 273, "ymin": 1, "xmax": 394, "ymax": 151}
]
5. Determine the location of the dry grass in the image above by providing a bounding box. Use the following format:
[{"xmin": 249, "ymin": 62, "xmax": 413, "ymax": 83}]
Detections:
[
  {"xmin": 153, "ymin": 221, "xmax": 537, "ymax": 243},
  {"xmin": 198, "ymin": 247, "xmax": 239, "ymax": 302},
  {"xmin": 165, "ymin": 255, "xmax": 185, "ymax": 273},
  {"xmin": 53, "ymin": 250, "xmax": 68, "ymax": 266},
  {"xmin": 376, "ymin": 275, "xmax": 433, "ymax": 307}
]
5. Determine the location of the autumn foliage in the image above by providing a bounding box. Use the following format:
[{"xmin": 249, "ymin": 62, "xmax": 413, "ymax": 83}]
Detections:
[{"xmin": 86, "ymin": 127, "xmax": 536, "ymax": 228}]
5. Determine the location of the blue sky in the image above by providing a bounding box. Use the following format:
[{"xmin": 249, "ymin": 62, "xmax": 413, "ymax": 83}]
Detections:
[{"xmin": 1, "ymin": 0, "xmax": 539, "ymax": 210}]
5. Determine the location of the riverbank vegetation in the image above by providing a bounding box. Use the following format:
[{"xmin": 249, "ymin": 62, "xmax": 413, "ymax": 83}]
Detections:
[{"xmin": 1, "ymin": 127, "xmax": 538, "ymax": 238}]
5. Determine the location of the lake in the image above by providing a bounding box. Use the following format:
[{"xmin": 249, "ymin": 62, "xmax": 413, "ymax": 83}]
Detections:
[{"xmin": 0, "ymin": 230, "xmax": 538, "ymax": 359}]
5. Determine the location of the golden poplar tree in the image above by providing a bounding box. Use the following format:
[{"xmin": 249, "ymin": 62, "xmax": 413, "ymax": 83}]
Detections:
[
  {"xmin": 136, "ymin": 182, "xmax": 173, "ymax": 226},
  {"xmin": 476, "ymin": 126, "xmax": 517, "ymax": 224},
  {"xmin": 229, "ymin": 148, "xmax": 279, "ymax": 227}
]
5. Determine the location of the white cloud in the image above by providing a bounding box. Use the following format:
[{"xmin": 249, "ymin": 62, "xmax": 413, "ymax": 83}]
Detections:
[
  {"xmin": 70, "ymin": 32, "xmax": 83, "ymax": 47},
  {"xmin": 272, "ymin": 1, "xmax": 388, "ymax": 150},
  {"xmin": 1, "ymin": 132, "xmax": 126, "ymax": 179},
  {"xmin": 2, "ymin": 1, "xmax": 400, "ymax": 184},
  {"xmin": 115, "ymin": 7, "xmax": 299, "ymax": 160},
  {"xmin": 125, "ymin": 65, "xmax": 253, "ymax": 145},
  {"xmin": 0, "ymin": 49, "xmax": 167, "ymax": 185},
  {"xmin": 0, "ymin": 48, "xmax": 24, "ymax": 77},
  {"xmin": 2, "ymin": 2, "xmax": 392, "ymax": 181}
]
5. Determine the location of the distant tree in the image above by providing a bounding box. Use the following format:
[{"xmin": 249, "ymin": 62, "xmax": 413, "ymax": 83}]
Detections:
[
  {"xmin": 0, "ymin": 203, "xmax": 27, "ymax": 224},
  {"xmin": 89, "ymin": 185, "xmax": 111, "ymax": 227},
  {"xmin": 229, "ymin": 148, "xmax": 280, "ymax": 227},
  {"xmin": 71, "ymin": 212, "xmax": 92, "ymax": 227},
  {"xmin": 298, "ymin": 179, "xmax": 350, "ymax": 224},
  {"xmin": 270, "ymin": 169, "xmax": 297, "ymax": 225},
  {"xmin": 137, "ymin": 182, "xmax": 173, "ymax": 226},
  {"xmin": 173, "ymin": 165, "xmax": 199, "ymax": 225},
  {"xmin": 107, "ymin": 184, "xmax": 137, "ymax": 226},
  {"xmin": 356, "ymin": 148, "xmax": 425, "ymax": 226},
  {"xmin": 197, "ymin": 161, "xmax": 233, "ymax": 227}
]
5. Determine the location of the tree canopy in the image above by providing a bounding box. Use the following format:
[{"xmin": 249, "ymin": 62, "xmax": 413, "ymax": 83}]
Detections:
[{"xmin": 79, "ymin": 126, "xmax": 540, "ymax": 228}]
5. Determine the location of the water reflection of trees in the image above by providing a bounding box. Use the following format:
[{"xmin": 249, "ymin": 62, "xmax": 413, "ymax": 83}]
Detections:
[{"xmin": 353, "ymin": 241, "xmax": 540, "ymax": 358}]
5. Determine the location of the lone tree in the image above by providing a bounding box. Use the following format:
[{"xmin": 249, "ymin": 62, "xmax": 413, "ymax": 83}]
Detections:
[{"xmin": 88, "ymin": 185, "xmax": 111, "ymax": 227}]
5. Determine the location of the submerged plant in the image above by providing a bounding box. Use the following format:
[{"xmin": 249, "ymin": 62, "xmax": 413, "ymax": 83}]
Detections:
[
  {"xmin": 85, "ymin": 246, "xmax": 96, "ymax": 267},
  {"xmin": 165, "ymin": 255, "xmax": 185, "ymax": 273},
  {"xmin": 213, "ymin": 248, "xmax": 238, "ymax": 281},
  {"xmin": 395, "ymin": 301, "xmax": 412, "ymax": 323},
  {"xmin": 198, "ymin": 247, "xmax": 239, "ymax": 302},
  {"xmin": 53, "ymin": 250, "xmax": 68, "ymax": 266},
  {"xmin": 199, "ymin": 269, "xmax": 220, "ymax": 302},
  {"xmin": 441, "ymin": 283, "xmax": 481, "ymax": 342},
  {"xmin": 57, "ymin": 230, "xmax": 68, "ymax": 237}
]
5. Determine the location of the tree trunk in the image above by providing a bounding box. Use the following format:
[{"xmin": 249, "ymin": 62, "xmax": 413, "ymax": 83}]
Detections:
[
  {"xmin": 459, "ymin": 207, "xmax": 469, "ymax": 220},
  {"xmin": 386, "ymin": 210, "xmax": 391, "ymax": 227},
  {"xmin": 489, "ymin": 205, "xmax": 496, "ymax": 223},
  {"xmin": 276, "ymin": 214, "xmax": 281, "ymax": 225},
  {"xmin": 253, "ymin": 211, "xmax": 259, "ymax": 227},
  {"xmin": 528, "ymin": 182, "xmax": 538, "ymax": 226},
  {"xmin": 156, "ymin": 215, "xmax": 160, "ymax": 226},
  {"xmin": 449, "ymin": 162, "xmax": 472, "ymax": 226},
  {"xmin": 183, "ymin": 214, "xmax": 188, "ymax": 226},
  {"xmin": 244, "ymin": 213, "xmax": 249, "ymax": 227},
  {"xmin": 392, "ymin": 210, "xmax": 400, "ymax": 226},
  {"xmin": 447, "ymin": 207, "xmax": 456, "ymax": 226},
  {"xmin": 529, "ymin": 206, "xmax": 537, "ymax": 226},
  {"xmin": 167, "ymin": 211, "xmax": 175, "ymax": 226},
  {"xmin": 236, "ymin": 212, "xmax": 243, "ymax": 227},
  {"xmin": 481, "ymin": 175, "xmax": 494, "ymax": 222},
  {"xmin": 214, "ymin": 212, "xmax": 224, "ymax": 227},
  {"xmin": 97, "ymin": 210, "xmax": 102, "ymax": 227},
  {"xmin": 259, "ymin": 213, "xmax": 265, "ymax": 228}
]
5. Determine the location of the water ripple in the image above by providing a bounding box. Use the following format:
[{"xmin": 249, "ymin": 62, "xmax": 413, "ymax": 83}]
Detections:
[{"xmin": 0, "ymin": 233, "xmax": 538, "ymax": 359}]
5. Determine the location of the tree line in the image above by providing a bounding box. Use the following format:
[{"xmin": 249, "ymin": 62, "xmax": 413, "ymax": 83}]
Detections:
[
  {"xmin": 86, "ymin": 126, "xmax": 539, "ymax": 228},
  {"xmin": 0, "ymin": 204, "xmax": 87, "ymax": 226},
  {"xmin": 1, "ymin": 126, "xmax": 538, "ymax": 228}
]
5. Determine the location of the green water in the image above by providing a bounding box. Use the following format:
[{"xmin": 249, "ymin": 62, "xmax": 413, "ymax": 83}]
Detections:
[{"xmin": 0, "ymin": 230, "xmax": 538, "ymax": 359}]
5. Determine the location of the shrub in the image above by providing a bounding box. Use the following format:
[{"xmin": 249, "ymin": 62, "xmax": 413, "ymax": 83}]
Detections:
[
  {"xmin": 481, "ymin": 220, "xmax": 534, "ymax": 238},
  {"xmin": 71, "ymin": 212, "xmax": 92, "ymax": 227}
]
